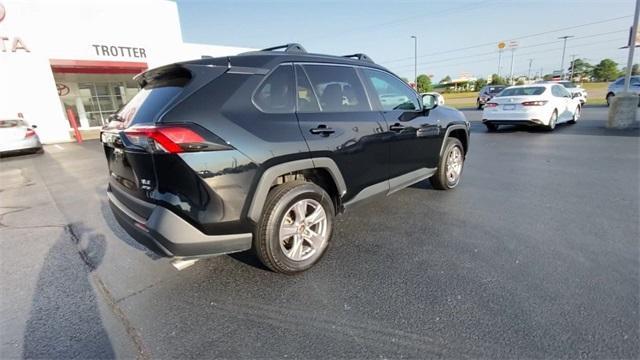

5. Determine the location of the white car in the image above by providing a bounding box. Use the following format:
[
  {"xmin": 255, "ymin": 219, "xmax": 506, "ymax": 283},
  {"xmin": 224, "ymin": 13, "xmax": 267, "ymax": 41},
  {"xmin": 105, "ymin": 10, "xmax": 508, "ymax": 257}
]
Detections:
[
  {"xmin": 555, "ymin": 81, "xmax": 587, "ymax": 105},
  {"xmin": 0, "ymin": 119, "xmax": 43, "ymax": 155},
  {"xmin": 482, "ymin": 84, "xmax": 581, "ymax": 132}
]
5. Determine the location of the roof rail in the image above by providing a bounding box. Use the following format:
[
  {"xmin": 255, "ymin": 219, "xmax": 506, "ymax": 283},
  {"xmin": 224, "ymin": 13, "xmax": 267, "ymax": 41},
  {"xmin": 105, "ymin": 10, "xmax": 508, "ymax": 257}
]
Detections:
[
  {"xmin": 261, "ymin": 43, "xmax": 307, "ymax": 53},
  {"xmin": 342, "ymin": 53, "xmax": 374, "ymax": 63}
]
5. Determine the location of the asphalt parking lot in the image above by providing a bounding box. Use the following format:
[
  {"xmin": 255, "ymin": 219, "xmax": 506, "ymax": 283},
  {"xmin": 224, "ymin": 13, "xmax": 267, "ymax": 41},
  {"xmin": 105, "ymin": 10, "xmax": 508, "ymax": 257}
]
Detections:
[{"xmin": 1, "ymin": 106, "xmax": 638, "ymax": 359}]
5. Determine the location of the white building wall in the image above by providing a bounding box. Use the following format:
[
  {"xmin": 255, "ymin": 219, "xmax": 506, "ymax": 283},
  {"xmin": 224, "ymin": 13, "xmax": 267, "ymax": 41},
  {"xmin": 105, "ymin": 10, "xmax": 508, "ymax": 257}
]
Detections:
[{"xmin": 0, "ymin": 0, "xmax": 253, "ymax": 143}]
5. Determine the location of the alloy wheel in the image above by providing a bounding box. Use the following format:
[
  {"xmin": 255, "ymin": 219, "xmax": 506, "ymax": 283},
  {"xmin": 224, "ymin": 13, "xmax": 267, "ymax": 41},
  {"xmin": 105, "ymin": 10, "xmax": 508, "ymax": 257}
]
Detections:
[
  {"xmin": 446, "ymin": 146, "xmax": 463, "ymax": 184},
  {"xmin": 279, "ymin": 199, "xmax": 328, "ymax": 261}
]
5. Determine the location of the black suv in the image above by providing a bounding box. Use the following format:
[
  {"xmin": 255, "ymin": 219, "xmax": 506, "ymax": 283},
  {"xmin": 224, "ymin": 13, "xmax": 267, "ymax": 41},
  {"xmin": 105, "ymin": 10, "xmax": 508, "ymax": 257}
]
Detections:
[{"xmin": 102, "ymin": 44, "xmax": 470, "ymax": 274}]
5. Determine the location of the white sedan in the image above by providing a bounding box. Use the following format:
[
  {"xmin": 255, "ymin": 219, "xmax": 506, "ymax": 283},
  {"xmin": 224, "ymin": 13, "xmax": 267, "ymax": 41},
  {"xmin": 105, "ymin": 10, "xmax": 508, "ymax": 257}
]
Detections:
[{"xmin": 481, "ymin": 84, "xmax": 582, "ymax": 132}]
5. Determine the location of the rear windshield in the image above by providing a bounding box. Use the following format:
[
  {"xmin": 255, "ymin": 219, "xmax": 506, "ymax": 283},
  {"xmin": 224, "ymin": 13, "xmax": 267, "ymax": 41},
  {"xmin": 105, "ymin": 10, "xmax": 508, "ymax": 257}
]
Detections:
[
  {"xmin": 498, "ymin": 87, "xmax": 546, "ymax": 96},
  {"xmin": 0, "ymin": 120, "xmax": 26, "ymax": 128},
  {"xmin": 118, "ymin": 68, "xmax": 191, "ymax": 127},
  {"xmin": 487, "ymin": 86, "xmax": 505, "ymax": 93}
]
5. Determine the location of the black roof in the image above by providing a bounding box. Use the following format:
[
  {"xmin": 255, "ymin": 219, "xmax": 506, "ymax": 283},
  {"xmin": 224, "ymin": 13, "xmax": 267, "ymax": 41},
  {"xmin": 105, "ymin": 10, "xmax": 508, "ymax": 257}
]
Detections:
[{"xmin": 183, "ymin": 43, "xmax": 388, "ymax": 72}]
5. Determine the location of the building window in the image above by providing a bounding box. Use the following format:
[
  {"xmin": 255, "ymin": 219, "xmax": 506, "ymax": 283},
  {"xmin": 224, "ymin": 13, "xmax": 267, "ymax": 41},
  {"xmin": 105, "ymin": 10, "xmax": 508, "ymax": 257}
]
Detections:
[{"xmin": 77, "ymin": 82, "xmax": 138, "ymax": 127}]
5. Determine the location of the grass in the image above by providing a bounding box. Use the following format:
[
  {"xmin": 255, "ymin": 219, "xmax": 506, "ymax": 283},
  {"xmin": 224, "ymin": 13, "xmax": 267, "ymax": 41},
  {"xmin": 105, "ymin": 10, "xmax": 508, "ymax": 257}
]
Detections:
[{"xmin": 436, "ymin": 82, "xmax": 609, "ymax": 109}]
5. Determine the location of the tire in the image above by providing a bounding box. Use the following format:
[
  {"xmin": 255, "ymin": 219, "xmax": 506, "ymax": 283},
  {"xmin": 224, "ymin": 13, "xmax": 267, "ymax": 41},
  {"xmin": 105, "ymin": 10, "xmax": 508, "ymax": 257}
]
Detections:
[
  {"xmin": 476, "ymin": 100, "xmax": 483, "ymax": 110},
  {"xmin": 606, "ymin": 93, "xmax": 614, "ymax": 107},
  {"xmin": 568, "ymin": 106, "xmax": 580, "ymax": 124},
  {"xmin": 254, "ymin": 180, "xmax": 334, "ymax": 274},
  {"xmin": 546, "ymin": 110, "xmax": 558, "ymax": 131},
  {"xmin": 429, "ymin": 138, "xmax": 465, "ymax": 190},
  {"xmin": 485, "ymin": 123, "xmax": 499, "ymax": 132}
]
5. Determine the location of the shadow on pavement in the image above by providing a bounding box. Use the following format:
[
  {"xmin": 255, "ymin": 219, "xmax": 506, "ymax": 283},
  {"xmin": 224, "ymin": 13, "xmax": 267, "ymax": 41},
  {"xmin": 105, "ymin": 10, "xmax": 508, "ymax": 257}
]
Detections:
[{"xmin": 22, "ymin": 224, "xmax": 115, "ymax": 359}]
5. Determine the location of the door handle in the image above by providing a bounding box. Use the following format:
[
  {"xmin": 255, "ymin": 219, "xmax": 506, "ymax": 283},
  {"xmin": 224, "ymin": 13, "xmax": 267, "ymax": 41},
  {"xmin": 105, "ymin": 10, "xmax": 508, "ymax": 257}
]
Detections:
[
  {"xmin": 389, "ymin": 123, "xmax": 405, "ymax": 132},
  {"xmin": 310, "ymin": 125, "xmax": 335, "ymax": 136}
]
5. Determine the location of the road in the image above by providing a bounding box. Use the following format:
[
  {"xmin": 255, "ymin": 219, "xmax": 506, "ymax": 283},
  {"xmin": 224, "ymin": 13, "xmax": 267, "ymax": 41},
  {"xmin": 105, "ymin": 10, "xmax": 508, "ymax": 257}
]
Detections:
[{"xmin": 1, "ymin": 106, "xmax": 638, "ymax": 359}]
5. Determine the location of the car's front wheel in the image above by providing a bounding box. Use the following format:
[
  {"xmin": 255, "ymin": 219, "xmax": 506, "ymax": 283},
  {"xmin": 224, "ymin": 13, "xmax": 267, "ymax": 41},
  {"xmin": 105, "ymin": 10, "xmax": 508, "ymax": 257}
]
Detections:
[
  {"xmin": 430, "ymin": 138, "xmax": 464, "ymax": 190},
  {"xmin": 254, "ymin": 181, "xmax": 334, "ymax": 274}
]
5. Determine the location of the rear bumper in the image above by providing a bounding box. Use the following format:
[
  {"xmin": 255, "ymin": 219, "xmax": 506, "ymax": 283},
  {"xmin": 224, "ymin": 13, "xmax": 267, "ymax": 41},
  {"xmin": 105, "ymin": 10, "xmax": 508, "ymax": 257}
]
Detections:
[
  {"xmin": 482, "ymin": 119, "xmax": 544, "ymax": 126},
  {"xmin": 0, "ymin": 136, "xmax": 42, "ymax": 153},
  {"xmin": 107, "ymin": 190, "xmax": 252, "ymax": 258}
]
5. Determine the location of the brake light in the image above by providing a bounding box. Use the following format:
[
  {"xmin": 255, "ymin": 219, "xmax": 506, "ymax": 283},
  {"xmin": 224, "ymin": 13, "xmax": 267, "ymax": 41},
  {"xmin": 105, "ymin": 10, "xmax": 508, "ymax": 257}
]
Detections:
[
  {"xmin": 25, "ymin": 129, "xmax": 36, "ymax": 138},
  {"xmin": 123, "ymin": 125, "xmax": 206, "ymax": 153},
  {"xmin": 522, "ymin": 101, "xmax": 548, "ymax": 106},
  {"xmin": 485, "ymin": 103, "xmax": 498, "ymax": 108}
]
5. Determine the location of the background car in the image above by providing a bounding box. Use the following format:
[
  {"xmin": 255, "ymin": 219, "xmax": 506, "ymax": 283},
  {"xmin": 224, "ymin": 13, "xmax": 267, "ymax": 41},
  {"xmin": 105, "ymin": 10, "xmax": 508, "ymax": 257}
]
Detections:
[
  {"xmin": 0, "ymin": 119, "xmax": 43, "ymax": 156},
  {"xmin": 476, "ymin": 85, "xmax": 507, "ymax": 109},
  {"xmin": 553, "ymin": 81, "xmax": 588, "ymax": 105},
  {"xmin": 606, "ymin": 76, "xmax": 640, "ymax": 106},
  {"xmin": 481, "ymin": 84, "xmax": 581, "ymax": 131}
]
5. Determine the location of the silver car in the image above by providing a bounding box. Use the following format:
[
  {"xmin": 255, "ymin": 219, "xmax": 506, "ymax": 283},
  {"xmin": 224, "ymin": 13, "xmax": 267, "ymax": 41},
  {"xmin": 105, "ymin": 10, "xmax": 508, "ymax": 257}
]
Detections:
[
  {"xmin": 0, "ymin": 119, "xmax": 43, "ymax": 155},
  {"xmin": 606, "ymin": 76, "xmax": 640, "ymax": 106}
]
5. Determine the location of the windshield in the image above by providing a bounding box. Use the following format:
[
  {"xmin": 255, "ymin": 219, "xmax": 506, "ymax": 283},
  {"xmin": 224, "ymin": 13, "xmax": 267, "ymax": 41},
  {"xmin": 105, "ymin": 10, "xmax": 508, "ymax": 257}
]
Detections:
[
  {"xmin": 558, "ymin": 81, "xmax": 577, "ymax": 88},
  {"xmin": 498, "ymin": 87, "xmax": 546, "ymax": 96}
]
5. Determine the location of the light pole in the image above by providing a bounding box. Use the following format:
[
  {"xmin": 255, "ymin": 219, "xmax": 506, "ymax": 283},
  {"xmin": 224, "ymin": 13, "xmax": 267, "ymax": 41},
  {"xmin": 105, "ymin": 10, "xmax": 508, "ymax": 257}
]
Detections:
[
  {"xmin": 527, "ymin": 58, "xmax": 533, "ymax": 81},
  {"xmin": 411, "ymin": 35, "xmax": 417, "ymax": 89},
  {"xmin": 558, "ymin": 35, "xmax": 574, "ymax": 79},
  {"xmin": 568, "ymin": 54, "xmax": 577, "ymax": 81}
]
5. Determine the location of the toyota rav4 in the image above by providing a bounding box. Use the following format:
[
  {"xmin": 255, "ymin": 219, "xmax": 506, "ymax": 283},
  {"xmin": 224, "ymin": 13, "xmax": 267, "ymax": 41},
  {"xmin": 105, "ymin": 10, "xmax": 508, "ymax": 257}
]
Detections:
[{"xmin": 101, "ymin": 44, "xmax": 470, "ymax": 274}]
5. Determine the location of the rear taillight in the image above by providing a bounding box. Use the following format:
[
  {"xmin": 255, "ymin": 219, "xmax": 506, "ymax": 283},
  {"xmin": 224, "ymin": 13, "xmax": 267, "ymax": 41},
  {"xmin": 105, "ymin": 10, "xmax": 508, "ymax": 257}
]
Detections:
[
  {"xmin": 25, "ymin": 129, "xmax": 36, "ymax": 138},
  {"xmin": 485, "ymin": 103, "xmax": 498, "ymax": 108},
  {"xmin": 122, "ymin": 125, "xmax": 230, "ymax": 153},
  {"xmin": 522, "ymin": 101, "xmax": 548, "ymax": 106}
]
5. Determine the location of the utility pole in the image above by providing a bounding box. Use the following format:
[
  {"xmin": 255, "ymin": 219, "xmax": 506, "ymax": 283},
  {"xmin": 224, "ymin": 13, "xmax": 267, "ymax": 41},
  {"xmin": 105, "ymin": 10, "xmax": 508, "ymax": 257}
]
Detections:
[
  {"xmin": 623, "ymin": 0, "xmax": 639, "ymax": 93},
  {"xmin": 568, "ymin": 54, "xmax": 577, "ymax": 81},
  {"xmin": 527, "ymin": 58, "xmax": 533, "ymax": 80},
  {"xmin": 509, "ymin": 48, "xmax": 515, "ymax": 84},
  {"xmin": 497, "ymin": 41, "xmax": 506, "ymax": 79},
  {"xmin": 558, "ymin": 35, "xmax": 574, "ymax": 79},
  {"xmin": 411, "ymin": 36, "xmax": 417, "ymax": 89}
]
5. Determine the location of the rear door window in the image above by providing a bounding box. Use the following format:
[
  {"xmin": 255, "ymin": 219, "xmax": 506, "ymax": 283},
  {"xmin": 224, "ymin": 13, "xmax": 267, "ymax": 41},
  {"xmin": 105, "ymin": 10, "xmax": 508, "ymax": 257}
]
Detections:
[
  {"xmin": 302, "ymin": 64, "xmax": 370, "ymax": 112},
  {"xmin": 253, "ymin": 64, "xmax": 295, "ymax": 113},
  {"xmin": 295, "ymin": 65, "xmax": 320, "ymax": 112}
]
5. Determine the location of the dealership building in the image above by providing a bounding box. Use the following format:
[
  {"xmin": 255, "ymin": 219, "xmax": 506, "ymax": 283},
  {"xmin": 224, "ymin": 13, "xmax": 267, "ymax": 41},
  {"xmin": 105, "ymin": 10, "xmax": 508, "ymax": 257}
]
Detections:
[{"xmin": 0, "ymin": 0, "xmax": 251, "ymax": 143}]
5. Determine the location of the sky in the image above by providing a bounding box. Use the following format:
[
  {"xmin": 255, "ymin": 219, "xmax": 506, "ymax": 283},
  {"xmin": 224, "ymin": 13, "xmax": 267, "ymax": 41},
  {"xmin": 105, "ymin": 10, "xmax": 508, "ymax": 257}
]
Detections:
[{"xmin": 176, "ymin": 0, "xmax": 636, "ymax": 82}]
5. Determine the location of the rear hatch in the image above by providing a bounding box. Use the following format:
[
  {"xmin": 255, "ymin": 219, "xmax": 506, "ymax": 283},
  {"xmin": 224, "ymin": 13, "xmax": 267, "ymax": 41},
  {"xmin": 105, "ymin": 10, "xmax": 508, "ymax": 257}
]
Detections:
[{"xmin": 101, "ymin": 63, "xmax": 228, "ymax": 219}]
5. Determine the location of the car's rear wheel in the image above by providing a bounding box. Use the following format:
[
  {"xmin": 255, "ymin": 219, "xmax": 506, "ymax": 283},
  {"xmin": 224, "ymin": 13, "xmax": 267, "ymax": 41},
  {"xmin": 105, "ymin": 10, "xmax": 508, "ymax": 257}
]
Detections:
[
  {"xmin": 430, "ymin": 138, "xmax": 464, "ymax": 190},
  {"xmin": 546, "ymin": 110, "xmax": 558, "ymax": 131},
  {"xmin": 254, "ymin": 180, "xmax": 334, "ymax": 274},
  {"xmin": 606, "ymin": 93, "xmax": 614, "ymax": 107},
  {"xmin": 568, "ymin": 106, "xmax": 580, "ymax": 124},
  {"xmin": 485, "ymin": 123, "xmax": 499, "ymax": 132}
]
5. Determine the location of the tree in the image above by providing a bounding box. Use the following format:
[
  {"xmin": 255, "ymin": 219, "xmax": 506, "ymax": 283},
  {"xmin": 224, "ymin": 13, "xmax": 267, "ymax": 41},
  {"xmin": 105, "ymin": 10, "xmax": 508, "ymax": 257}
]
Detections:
[
  {"xmin": 416, "ymin": 74, "xmax": 433, "ymax": 93},
  {"xmin": 475, "ymin": 77, "xmax": 487, "ymax": 91},
  {"xmin": 439, "ymin": 75, "xmax": 451, "ymax": 84},
  {"xmin": 592, "ymin": 59, "xmax": 620, "ymax": 81},
  {"xmin": 490, "ymin": 74, "xmax": 507, "ymax": 85},
  {"xmin": 568, "ymin": 58, "xmax": 593, "ymax": 80}
]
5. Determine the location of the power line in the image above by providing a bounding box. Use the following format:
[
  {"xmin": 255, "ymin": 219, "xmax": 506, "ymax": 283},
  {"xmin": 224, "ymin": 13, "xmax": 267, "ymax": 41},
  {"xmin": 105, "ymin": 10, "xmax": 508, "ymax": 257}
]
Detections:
[
  {"xmin": 378, "ymin": 15, "xmax": 632, "ymax": 65},
  {"xmin": 390, "ymin": 31, "xmax": 628, "ymax": 71},
  {"xmin": 390, "ymin": 37, "xmax": 628, "ymax": 74}
]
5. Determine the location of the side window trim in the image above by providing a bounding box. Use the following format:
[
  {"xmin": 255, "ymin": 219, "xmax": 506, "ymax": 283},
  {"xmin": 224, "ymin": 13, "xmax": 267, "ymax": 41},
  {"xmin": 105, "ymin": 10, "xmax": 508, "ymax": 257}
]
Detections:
[
  {"xmin": 293, "ymin": 64, "xmax": 323, "ymax": 112},
  {"xmin": 251, "ymin": 62, "xmax": 295, "ymax": 114}
]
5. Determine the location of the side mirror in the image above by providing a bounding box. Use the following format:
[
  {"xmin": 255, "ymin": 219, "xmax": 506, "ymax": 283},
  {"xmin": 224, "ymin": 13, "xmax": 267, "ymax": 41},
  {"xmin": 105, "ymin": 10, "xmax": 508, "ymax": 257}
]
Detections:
[{"xmin": 422, "ymin": 94, "xmax": 438, "ymax": 110}]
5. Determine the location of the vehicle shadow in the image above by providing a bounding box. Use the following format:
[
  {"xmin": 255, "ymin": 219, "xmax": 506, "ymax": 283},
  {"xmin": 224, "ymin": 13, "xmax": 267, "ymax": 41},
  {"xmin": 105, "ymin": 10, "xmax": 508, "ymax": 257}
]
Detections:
[{"xmin": 22, "ymin": 224, "xmax": 115, "ymax": 359}]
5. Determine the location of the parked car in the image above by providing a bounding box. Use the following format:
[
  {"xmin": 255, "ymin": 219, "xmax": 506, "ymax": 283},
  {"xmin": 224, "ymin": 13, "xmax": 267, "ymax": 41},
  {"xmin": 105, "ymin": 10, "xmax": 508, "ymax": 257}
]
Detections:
[
  {"xmin": 539, "ymin": 81, "xmax": 588, "ymax": 104},
  {"xmin": 476, "ymin": 85, "xmax": 507, "ymax": 109},
  {"xmin": 421, "ymin": 92, "xmax": 445, "ymax": 106},
  {"xmin": 606, "ymin": 76, "xmax": 640, "ymax": 106},
  {"xmin": 0, "ymin": 119, "xmax": 43, "ymax": 156},
  {"xmin": 481, "ymin": 84, "xmax": 581, "ymax": 131},
  {"xmin": 101, "ymin": 43, "xmax": 470, "ymax": 274}
]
